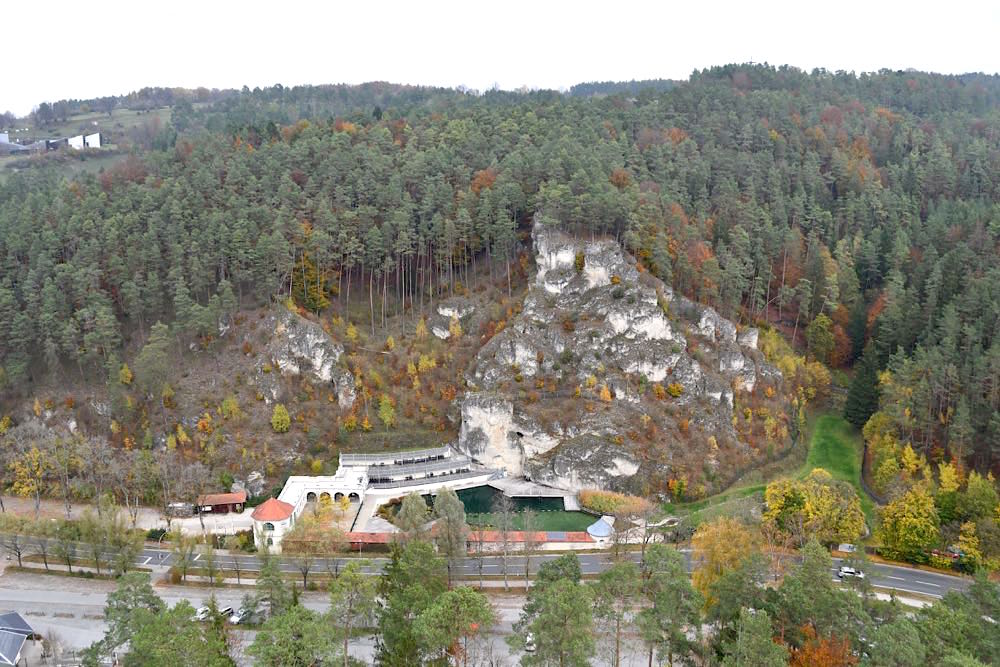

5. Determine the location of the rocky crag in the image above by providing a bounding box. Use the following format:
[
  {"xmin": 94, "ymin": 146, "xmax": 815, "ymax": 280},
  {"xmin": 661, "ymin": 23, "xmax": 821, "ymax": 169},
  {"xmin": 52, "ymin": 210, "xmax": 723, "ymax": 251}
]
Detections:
[
  {"xmin": 252, "ymin": 307, "xmax": 356, "ymax": 409},
  {"xmin": 455, "ymin": 219, "xmax": 784, "ymax": 495}
]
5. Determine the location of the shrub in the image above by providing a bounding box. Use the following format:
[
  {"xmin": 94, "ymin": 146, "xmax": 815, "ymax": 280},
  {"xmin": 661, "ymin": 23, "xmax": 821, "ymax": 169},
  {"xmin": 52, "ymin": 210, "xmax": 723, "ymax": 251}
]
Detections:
[
  {"xmin": 653, "ymin": 383, "xmax": 667, "ymax": 400},
  {"xmin": 611, "ymin": 287, "xmax": 624, "ymax": 299},
  {"xmin": 928, "ymin": 554, "xmax": 956, "ymax": 571},
  {"xmin": 343, "ymin": 414, "xmax": 358, "ymax": 432},
  {"xmin": 448, "ymin": 315, "xmax": 463, "ymax": 338},
  {"xmin": 418, "ymin": 354, "xmax": 437, "ymax": 372},
  {"xmin": 310, "ymin": 459, "xmax": 323, "ymax": 474},
  {"xmin": 666, "ymin": 383, "xmax": 684, "ymax": 398},
  {"xmin": 578, "ymin": 489, "xmax": 650, "ymax": 515},
  {"xmin": 574, "ymin": 252, "xmax": 585, "ymax": 272},
  {"xmin": 119, "ymin": 363, "xmax": 133, "ymax": 385},
  {"xmin": 610, "ymin": 275, "xmax": 621, "ymax": 285},
  {"xmin": 196, "ymin": 412, "xmax": 213, "ymax": 434},
  {"xmin": 146, "ymin": 528, "xmax": 167, "ymax": 541},
  {"xmin": 271, "ymin": 404, "xmax": 291, "ymax": 433},
  {"xmin": 220, "ymin": 395, "xmax": 242, "ymax": 420}
]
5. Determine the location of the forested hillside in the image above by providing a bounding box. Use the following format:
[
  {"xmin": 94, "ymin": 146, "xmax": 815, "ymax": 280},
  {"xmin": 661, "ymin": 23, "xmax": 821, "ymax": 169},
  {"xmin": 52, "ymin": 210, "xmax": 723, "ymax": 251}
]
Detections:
[{"xmin": 2, "ymin": 63, "xmax": 1000, "ymax": 476}]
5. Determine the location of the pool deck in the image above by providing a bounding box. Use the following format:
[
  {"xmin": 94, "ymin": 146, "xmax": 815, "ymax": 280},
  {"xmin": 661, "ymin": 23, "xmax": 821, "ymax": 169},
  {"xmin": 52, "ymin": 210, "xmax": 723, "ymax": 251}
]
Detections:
[{"xmin": 487, "ymin": 478, "xmax": 581, "ymax": 511}]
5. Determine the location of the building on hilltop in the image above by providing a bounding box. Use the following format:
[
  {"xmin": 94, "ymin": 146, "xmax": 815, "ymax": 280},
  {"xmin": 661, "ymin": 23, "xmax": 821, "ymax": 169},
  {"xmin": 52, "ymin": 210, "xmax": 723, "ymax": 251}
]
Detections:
[{"xmin": 68, "ymin": 132, "xmax": 102, "ymax": 150}]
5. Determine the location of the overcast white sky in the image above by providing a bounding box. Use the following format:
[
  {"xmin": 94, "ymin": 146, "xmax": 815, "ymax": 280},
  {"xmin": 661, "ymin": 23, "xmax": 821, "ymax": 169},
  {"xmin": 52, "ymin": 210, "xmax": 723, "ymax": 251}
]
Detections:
[{"xmin": 3, "ymin": 0, "xmax": 999, "ymax": 116}]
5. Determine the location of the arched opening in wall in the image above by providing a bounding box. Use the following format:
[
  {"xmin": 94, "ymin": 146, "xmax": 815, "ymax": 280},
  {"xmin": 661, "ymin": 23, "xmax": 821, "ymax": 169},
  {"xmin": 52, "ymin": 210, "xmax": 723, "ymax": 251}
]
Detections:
[
  {"xmin": 266, "ymin": 537, "xmax": 273, "ymax": 546},
  {"xmin": 306, "ymin": 492, "xmax": 317, "ymax": 502},
  {"xmin": 263, "ymin": 522, "xmax": 275, "ymax": 531},
  {"xmin": 320, "ymin": 492, "xmax": 332, "ymax": 505},
  {"xmin": 333, "ymin": 492, "xmax": 343, "ymax": 502},
  {"xmin": 348, "ymin": 492, "xmax": 360, "ymax": 502}
]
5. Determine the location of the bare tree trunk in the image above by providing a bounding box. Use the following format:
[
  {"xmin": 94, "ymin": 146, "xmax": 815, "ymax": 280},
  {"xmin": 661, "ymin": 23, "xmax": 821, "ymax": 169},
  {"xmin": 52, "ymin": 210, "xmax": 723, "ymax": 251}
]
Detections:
[{"xmin": 369, "ymin": 267, "xmax": 375, "ymax": 336}]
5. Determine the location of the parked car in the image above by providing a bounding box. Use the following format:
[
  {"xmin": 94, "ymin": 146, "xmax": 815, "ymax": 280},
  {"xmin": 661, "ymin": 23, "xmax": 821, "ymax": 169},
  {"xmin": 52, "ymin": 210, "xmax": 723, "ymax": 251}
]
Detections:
[
  {"xmin": 229, "ymin": 607, "xmax": 253, "ymax": 625},
  {"xmin": 524, "ymin": 632, "xmax": 536, "ymax": 653},
  {"xmin": 837, "ymin": 566, "xmax": 865, "ymax": 579},
  {"xmin": 195, "ymin": 606, "xmax": 233, "ymax": 621},
  {"xmin": 167, "ymin": 502, "xmax": 195, "ymax": 517}
]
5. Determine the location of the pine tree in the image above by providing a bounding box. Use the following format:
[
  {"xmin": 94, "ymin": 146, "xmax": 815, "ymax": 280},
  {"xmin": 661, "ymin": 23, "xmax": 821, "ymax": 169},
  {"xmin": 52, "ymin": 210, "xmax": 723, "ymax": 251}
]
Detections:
[{"xmin": 845, "ymin": 347, "xmax": 881, "ymax": 429}]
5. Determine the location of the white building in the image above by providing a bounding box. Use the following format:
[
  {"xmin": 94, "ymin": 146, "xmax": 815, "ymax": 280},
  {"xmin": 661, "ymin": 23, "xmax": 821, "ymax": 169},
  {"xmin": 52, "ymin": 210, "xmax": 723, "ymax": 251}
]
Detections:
[
  {"xmin": 251, "ymin": 498, "xmax": 296, "ymax": 550},
  {"xmin": 67, "ymin": 132, "xmax": 101, "ymax": 150},
  {"xmin": 252, "ymin": 446, "xmax": 496, "ymax": 552}
]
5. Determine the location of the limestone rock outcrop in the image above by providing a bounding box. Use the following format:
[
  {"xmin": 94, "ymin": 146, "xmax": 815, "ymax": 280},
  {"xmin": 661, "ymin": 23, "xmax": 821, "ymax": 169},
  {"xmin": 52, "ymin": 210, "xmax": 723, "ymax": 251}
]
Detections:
[
  {"xmin": 455, "ymin": 219, "xmax": 783, "ymax": 494},
  {"xmin": 254, "ymin": 308, "xmax": 355, "ymax": 407}
]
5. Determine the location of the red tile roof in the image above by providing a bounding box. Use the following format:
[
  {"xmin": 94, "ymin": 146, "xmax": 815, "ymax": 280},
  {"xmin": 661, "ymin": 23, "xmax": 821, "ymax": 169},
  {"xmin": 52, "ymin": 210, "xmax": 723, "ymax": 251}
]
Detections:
[
  {"xmin": 251, "ymin": 498, "xmax": 295, "ymax": 521},
  {"xmin": 345, "ymin": 532, "xmax": 393, "ymax": 544},
  {"xmin": 197, "ymin": 490, "xmax": 248, "ymax": 506}
]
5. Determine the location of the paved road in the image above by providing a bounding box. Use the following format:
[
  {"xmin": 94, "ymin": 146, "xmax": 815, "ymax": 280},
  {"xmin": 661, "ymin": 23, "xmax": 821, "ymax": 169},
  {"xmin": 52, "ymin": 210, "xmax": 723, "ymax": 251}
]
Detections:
[
  {"xmin": 135, "ymin": 547, "xmax": 968, "ymax": 599},
  {"xmin": 3, "ymin": 532, "xmax": 970, "ymax": 599},
  {"xmin": 831, "ymin": 557, "xmax": 968, "ymax": 598}
]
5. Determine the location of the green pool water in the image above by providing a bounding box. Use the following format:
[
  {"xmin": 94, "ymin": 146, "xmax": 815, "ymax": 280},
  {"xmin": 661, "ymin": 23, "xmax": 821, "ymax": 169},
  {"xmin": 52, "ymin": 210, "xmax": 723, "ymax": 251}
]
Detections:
[
  {"xmin": 453, "ymin": 485, "xmax": 565, "ymax": 513},
  {"xmin": 426, "ymin": 485, "xmax": 594, "ymax": 532}
]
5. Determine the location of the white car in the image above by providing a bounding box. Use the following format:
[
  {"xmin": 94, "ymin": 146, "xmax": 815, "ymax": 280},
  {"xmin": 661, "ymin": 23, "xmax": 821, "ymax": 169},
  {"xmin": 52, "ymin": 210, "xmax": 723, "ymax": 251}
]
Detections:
[
  {"xmin": 837, "ymin": 566, "xmax": 865, "ymax": 579},
  {"xmin": 195, "ymin": 606, "xmax": 233, "ymax": 621},
  {"xmin": 229, "ymin": 608, "xmax": 252, "ymax": 625}
]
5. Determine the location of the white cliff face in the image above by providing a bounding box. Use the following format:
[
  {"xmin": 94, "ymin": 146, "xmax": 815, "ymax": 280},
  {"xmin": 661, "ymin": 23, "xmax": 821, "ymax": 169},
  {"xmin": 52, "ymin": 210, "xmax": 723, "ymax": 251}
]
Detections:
[
  {"xmin": 257, "ymin": 308, "xmax": 355, "ymax": 408},
  {"xmin": 720, "ymin": 348, "xmax": 746, "ymax": 373},
  {"xmin": 459, "ymin": 397, "xmax": 518, "ymax": 471},
  {"xmin": 623, "ymin": 358, "xmax": 676, "ymax": 383},
  {"xmin": 583, "ymin": 262, "xmax": 610, "ymax": 289},
  {"xmin": 458, "ymin": 396, "xmax": 559, "ymax": 476},
  {"xmin": 438, "ymin": 302, "xmax": 475, "ymax": 319},
  {"xmin": 456, "ymin": 218, "xmax": 784, "ymax": 494},
  {"xmin": 738, "ymin": 328, "xmax": 759, "ymax": 350},
  {"xmin": 697, "ymin": 307, "xmax": 737, "ymax": 343}
]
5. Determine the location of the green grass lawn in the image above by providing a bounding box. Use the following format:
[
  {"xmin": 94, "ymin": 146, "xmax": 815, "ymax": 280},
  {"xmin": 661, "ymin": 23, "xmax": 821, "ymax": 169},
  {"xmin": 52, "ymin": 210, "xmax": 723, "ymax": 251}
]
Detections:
[
  {"xmin": 666, "ymin": 411, "xmax": 878, "ymax": 531},
  {"xmin": 802, "ymin": 413, "xmax": 876, "ymax": 526}
]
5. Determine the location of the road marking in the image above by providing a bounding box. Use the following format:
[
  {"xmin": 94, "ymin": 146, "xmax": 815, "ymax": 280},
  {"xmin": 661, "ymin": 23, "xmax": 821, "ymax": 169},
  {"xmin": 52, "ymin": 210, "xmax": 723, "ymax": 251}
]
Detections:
[
  {"xmin": 193, "ymin": 554, "xmax": 202, "ymax": 561},
  {"xmin": 886, "ymin": 576, "xmax": 905, "ymax": 581},
  {"xmin": 915, "ymin": 580, "xmax": 941, "ymax": 587},
  {"xmin": 142, "ymin": 557, "xmax": 151, "ymax": 565},
  {"xmin": 875, "ymin": 585, "xmax": 942, "ymax": 599}
]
